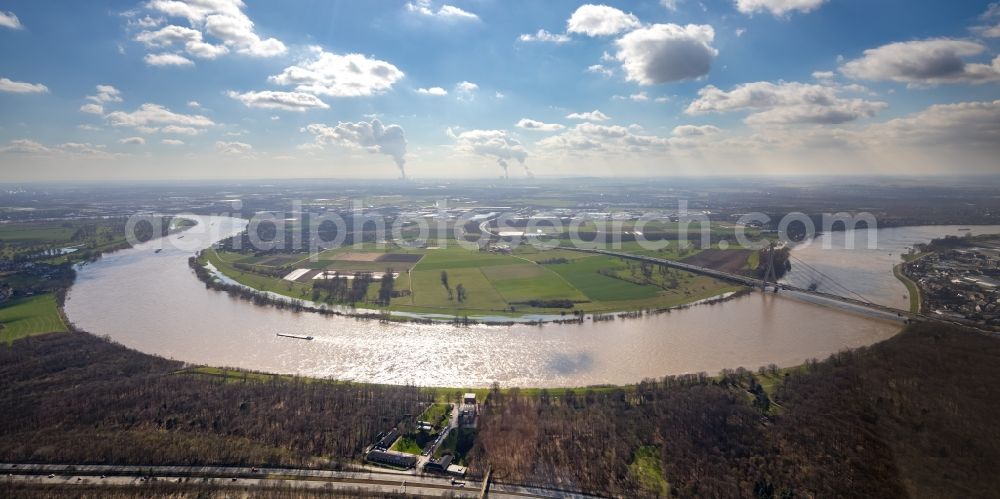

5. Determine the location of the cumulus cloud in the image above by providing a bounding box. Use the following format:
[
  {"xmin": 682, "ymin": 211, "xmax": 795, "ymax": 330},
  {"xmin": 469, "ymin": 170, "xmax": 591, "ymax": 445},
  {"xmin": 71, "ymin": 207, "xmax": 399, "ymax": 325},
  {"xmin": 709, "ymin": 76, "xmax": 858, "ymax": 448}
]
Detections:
[
  {"xmin": 80, "ymin": 104, "xmax": 105, "ymax": 115},
  {"xmin": 673, "ymin": 125, "xmax": 721, "ymax": 136},
  {"xmin": 0, "ymin": 139, "xmax": 50, "ymax": 154},
  {"xmin": 615, "ymin": 24, "xmax": 718, "ymax": 85},
  {"xmin": 417, "ymin": 86, "xmax": 448, "ymax": 96},
  {"xmin": 686, "ymin": 81, "xmax": 887, "ymax": 125},
  {"xmin": 161, "ymin": 139, "xmax": 185, "ymax": 145},
  {"xmin": 0, "ymin": 77, "xmax": 48, "ymax": 94},
  {"xmin": 120, "ymin": 136, "xmax": 146, "ymax": 145},
  {"xmin": 447, "ymin": 128, "xmax": 528, "ymax": 178},
  {"xmin": 88, "ymin": 85, "xmax": 123, "ymax": 104},
  {"xmin": 518, "ymin": 29, "xmax": 571, "ymax": 43},
  {"xmin": 227, "ymin": 90, "xmax": 329, "ymax": 111},
  {"xmin": 106, "ymin": 103, "xmax": 215, "ymax": 132},
  {"xmin": 0, "ymin": 11, "xmax": 22, "ymax": 29},
  {"xmin": 303, "ymin": 119, "xmax": 409, "ymax": 178},
  {"xmin": 161, "ymin": 125, "xmax": 203, "ymax": 135},
  {"xmin": 536, "ymin": 123, "xmax": 670, "ymax": 155},
  {"xmin": 979, "ymin": 3, "xmax": 1000, "ymax": 37},
  {"xmin": 867, "ymin": 99, "xmax": 1000, "ymax": 149},
  {"xmin": 455, "ymin": 81, "xmax": 478, "ymax": 93},
  {"xmin": 516, "ymin": 119, "xmax": 565, "ymax": 132},
  {"xmin": 586, "ymin": 64, "xmax": 613, "ymax": 77},
  {"xmin": 216, "ymin": 140, "xmax": 252, "ymax": 154},
  {"xmin": 566, "ymin": 110, "xmax": 610, "ymax": 121},
  {"xmin": 269, "ymin": 47, "xmax": 404, "ymax": 97},
  {"xmin": 144, "ymin": 53, "xmax": 194, "ymax": 66},
  {"xmin": 141, "ymin": 0, "xmax": 286, "ymax": 59},
  {"xmin": 1, "ymin": 139, "xmax": 115, "ymax": 159},
  {"xmin": 405, "ymin": 0, "xmax": 479, "ymax": 22},
  {"xmin": 840, "ymin": 39, "xmax": 1000, "ymax": 86},
  {"xmin": 567, "ymin": 4, "xmax": 640, "ymax": 37},
  {"xmin": 734, "ymin": 0, "xmax": 828, "ymax": 16}
]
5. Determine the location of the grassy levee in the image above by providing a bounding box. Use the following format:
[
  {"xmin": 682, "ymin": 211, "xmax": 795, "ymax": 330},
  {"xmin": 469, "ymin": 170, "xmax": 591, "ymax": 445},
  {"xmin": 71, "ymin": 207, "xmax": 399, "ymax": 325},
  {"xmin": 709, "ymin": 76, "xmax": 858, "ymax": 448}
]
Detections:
[
  {"xmin": 0, "ymin": 294, "xmax": 68, "ymax": 344},
  {"xmin": 893, "ymin": 263, "xmax": 921, "ymax": 313}
]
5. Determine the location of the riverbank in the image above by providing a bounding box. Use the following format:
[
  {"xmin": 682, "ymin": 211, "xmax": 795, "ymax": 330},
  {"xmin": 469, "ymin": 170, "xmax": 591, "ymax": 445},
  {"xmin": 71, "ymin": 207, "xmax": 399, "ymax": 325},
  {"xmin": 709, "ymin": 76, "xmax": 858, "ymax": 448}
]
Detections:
[
  {"xmin": 893, "ymin": 263, "xmax": 921, "ymax": 314},
  {"xmin": 3, "ymin": 321, "xmax": 999, "ymax": 497}
]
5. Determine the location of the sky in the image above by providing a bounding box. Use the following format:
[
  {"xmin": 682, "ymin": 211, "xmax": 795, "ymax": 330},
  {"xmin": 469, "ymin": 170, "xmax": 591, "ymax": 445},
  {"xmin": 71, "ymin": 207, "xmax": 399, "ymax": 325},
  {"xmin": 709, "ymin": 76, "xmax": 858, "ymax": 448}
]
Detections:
[{"xmin": 0, "ymin": 0, "xmax": 999, "ymax": 181}]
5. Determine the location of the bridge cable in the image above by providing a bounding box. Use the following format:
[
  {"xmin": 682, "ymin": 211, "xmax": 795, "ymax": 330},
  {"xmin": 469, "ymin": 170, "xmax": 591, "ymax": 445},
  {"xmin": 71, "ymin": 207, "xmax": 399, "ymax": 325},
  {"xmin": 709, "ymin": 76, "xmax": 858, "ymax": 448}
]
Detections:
[{"xmin": 787, "ymin": 253, "xmax": 876, "ymax": 305}]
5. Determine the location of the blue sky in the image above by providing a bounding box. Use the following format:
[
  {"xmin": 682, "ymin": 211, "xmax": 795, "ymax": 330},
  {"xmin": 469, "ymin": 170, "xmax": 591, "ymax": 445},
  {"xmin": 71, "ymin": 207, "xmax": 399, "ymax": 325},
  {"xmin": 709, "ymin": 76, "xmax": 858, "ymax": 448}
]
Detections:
[{"xmin": 1, "ymin": 0, "xmax": 999, "ymax": 180}]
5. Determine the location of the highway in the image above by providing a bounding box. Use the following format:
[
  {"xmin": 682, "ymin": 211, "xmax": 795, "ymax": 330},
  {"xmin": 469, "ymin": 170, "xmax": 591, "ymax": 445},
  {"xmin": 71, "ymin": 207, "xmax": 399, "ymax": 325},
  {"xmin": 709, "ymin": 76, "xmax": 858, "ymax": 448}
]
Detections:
[{"xmin": 0, "ymin": 463, "xmax": 600, "ymax": 498}]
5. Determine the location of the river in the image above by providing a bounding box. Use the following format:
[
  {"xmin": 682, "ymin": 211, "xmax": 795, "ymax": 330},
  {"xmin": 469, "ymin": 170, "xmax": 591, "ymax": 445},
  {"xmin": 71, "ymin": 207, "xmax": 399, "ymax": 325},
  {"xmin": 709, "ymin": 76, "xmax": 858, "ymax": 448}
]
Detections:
[{"xmin": 63, "ymin": 216, "xmax": 1000, "ymax": 388}]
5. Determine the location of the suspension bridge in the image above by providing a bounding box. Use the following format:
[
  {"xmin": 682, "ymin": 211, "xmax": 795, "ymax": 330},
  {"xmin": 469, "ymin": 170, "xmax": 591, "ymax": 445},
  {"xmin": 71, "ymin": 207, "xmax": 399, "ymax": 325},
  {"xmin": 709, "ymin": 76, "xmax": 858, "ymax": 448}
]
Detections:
[{"xmin": 565, "ymin": 246, "xmax": 988, "ymax": 331}]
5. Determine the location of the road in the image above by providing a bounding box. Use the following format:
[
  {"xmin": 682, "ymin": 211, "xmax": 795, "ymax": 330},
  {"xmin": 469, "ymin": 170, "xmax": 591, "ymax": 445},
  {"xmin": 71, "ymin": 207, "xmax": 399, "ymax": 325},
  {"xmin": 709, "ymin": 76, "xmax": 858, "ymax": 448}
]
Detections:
[{"xmin": 0, "ymin": 463, "xmax": 599, "ymax": 498}]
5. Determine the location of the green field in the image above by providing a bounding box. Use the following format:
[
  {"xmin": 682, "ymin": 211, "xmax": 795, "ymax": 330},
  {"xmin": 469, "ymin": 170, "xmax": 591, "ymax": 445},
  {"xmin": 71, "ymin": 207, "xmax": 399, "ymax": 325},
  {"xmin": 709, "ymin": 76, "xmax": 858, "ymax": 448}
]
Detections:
[
  {"xmin": 208, "ymin": 240, "xmax": 741, "ymax": 318},
  {"xmin": 894, "ymin": 264, "xmax": 921, "ymax": 314},
  {"xmin": 0, "ymin": 294, "xmax": 68, "ymax": 344}
]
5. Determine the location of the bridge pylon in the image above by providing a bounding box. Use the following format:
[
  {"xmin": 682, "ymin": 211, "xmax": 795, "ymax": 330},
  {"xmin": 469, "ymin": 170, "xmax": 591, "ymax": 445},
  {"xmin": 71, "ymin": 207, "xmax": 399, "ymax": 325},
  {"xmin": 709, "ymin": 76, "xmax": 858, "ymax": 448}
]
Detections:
[{"xmin": 763, "ymin": 242, "xmax": 778, "ymax": 293}]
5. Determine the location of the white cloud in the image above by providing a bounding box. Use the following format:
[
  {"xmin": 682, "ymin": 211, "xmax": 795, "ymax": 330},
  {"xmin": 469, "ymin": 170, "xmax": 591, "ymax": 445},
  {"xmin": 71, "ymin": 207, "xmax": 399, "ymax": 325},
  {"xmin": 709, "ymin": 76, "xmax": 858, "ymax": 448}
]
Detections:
[
  {"xmin": 405, "ymin": 0, "xmax": 479, "ymax": 22},
  {"xmin": 161, "ymin": 139, "xmax": 185, "ymax": 145},
  {"xmin": 143, "ymin": 0, "xmax": 286, "ymax": 58},
  {"xmin": 566, "ymin": 110, "xmax": 611, "ymax": 121},
  {"xmin": 161, "ymin": 125, "xmax": 203, "ymax": 135},
  {"xmin": 495, "ymin": 91, "xmax": 505, "ymax": 99},
  {"xmin": 734, "ymin": 0, "xmax": 828, "ymax": 16},
  {"xmin": 686, "ymin": 81, "xmax": 887, "ymax": 125},
  {"xmin": 216, "ymin": 140, "xmax": 252, "ymax": 154},
  {"xmin": 0, "ymin": 11, "xmax": 23, "ymax": 29},
  {"xmin": 615, "ymin": 24, "xmax": 718, "ymax": 85},
  {"xmin": 144, "ymin": 52, "xmax": 194, "ymax": 66},
  {"xmin": 654, "ymin": 96, "xmax": 669, "ymax": 103},
  {"xmin": 867, "ymin": 99, "xmax": 1000, "ymax": 149},
  {"xmin": 77, "ymin": 124, "xmax": 103, "ymax": 131},
  {"xmin": 536, "ymin": 123, "xmax": 670, "ymax": 155},
  {"xmin": 516, "ymin": 119, "xmax": 565, "ymax": 132},
  {"xmin": 303, "ymin": 119, "xmax": 408, "ymax": 177},
  {"xmin": 80, "ymin": 103, "xmax": 105, "ymax": 115},
  {"xmin": 629, "ymin": 92, "xmax": 649, "ymax": 102},
  {"xmin": 0, "ymin": 77, "xmax": 48, "ymax": 94},
  {"xmin": 586, "ymin": 64, "xmax": 613, "ymax": 77},
  {"xmin": 840, "ymin": 39, "xmax": 1000, "ymax": 86},
  {"xmin": 455, "ymin": 81, "xmax": 478, "ymax": 93},
  {"xmin": 120, "ymin": 136, "xmax": 146, "ymax": 145},
  {"xmin": 417, "ymin": 86, "xmax": 448, "ymax": 96},
  {"xmin": 447, "ymin": 128, "xmax": 528, "ymax": 177},
  {"xmin": 518, "ymin": 29, "xmax": 571, "ymax": 44},
  {"xmin": 88, "ymin": 85, "xmax": 123, "ymax": 104},
  {"xmin": 812, "ymin": 70, "xmax": 835, "ymax": 81},
  {"xmin": 106, "ymin": 103, "xmax": 215, "ymax": 129},
  {"xmin": 228, "ymin": 90, "xmax": 330, "ymax": 111},
  {"xmin": 661, "ymin": 0, "xmax": 682, "ymax": 10},
  {"xmin": 979, "ymin": 3, "xmax": 1000, "ymax": 37},
  {"xmin": 735, "ymin": 28, "xmax": 747, "ymax": 37},
  {"xmin": 187, "ymin": 101, "xmax": 201, "ymax": 108},
  {"xmin": 567, "ymin": 4, "xmax": 640, "ymax": 37},
  {"xmin": 0, "ymin": 139, "xmax": 50, "ymax": 154},
  {"xmin": 673, "ymin": 125, "xmax": 721, "ymax": 136},
  {"xmin": 269, "ymin": 47, "xmax": 404, "ymax": 97}
]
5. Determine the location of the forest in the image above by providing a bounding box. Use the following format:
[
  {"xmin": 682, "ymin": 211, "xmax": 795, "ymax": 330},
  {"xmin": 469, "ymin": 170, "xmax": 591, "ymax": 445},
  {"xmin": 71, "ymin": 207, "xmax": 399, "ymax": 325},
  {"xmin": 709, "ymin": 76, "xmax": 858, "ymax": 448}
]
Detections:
[{"xmin": 1, "ymin": 322, "xmax": 998, "ymax": 498}]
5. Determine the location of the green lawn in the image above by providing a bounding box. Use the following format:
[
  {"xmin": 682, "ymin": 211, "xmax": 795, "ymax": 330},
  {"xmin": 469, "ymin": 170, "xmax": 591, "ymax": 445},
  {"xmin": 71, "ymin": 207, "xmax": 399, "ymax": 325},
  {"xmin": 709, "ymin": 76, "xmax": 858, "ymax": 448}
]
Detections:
[
  {"xmin": 390, "ymin": 435, "xmax": 424, "ymax": 455},
  {"xmin": 409, "ymin": 267, "xmax": 507, "ymax": 310},
  {"xmin": 0, "ymin": 294, "xmax": 68, "ymax": 344},
  {"xmin": 419, "ymin": 403, "xmax": 453, "ymax": 430}
]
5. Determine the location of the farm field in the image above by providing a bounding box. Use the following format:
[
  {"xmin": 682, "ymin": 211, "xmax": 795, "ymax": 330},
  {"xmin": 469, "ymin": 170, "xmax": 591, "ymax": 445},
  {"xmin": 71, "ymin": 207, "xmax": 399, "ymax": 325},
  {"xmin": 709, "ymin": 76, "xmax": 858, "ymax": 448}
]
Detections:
[
  {"xmin": 0, "ymin": 294, "xmax": 67, "ymax": 344},
  {"xmin": 207, "ymin": 239, "xmax": 743, "ymax": 318}
]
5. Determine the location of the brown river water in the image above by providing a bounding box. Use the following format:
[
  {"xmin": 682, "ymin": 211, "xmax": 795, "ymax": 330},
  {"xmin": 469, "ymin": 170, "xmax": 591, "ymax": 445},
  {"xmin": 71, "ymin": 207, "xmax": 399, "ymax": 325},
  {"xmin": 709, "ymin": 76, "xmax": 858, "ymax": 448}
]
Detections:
[{"xmin": 63, "ymin": 216, "xmax": 1000, "ymax": 387}]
